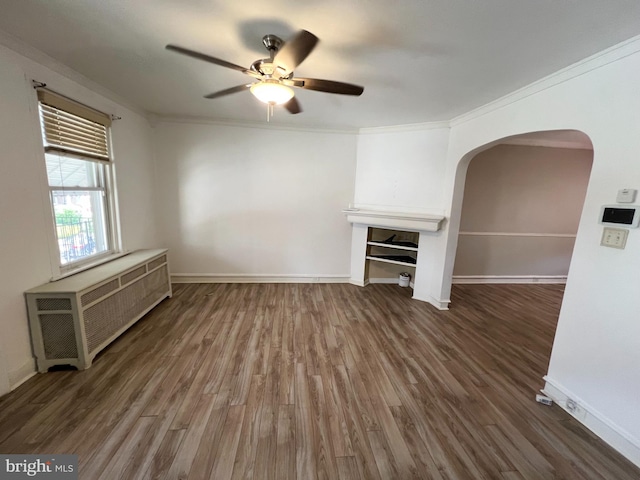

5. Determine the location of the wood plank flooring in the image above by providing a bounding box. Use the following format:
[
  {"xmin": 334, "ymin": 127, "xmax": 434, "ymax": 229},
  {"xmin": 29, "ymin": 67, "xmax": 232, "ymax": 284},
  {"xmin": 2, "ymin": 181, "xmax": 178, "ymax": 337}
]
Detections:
[{"xmin": 1, "ymin": 283, "xmax": 638, "ymax": 479}]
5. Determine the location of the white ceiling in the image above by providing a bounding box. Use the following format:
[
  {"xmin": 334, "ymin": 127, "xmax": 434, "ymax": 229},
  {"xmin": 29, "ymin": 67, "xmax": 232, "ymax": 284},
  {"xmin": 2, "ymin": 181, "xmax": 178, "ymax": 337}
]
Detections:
[{"xmin": 1, "ymin": 0, "xmax": 640, "ymax": 129}]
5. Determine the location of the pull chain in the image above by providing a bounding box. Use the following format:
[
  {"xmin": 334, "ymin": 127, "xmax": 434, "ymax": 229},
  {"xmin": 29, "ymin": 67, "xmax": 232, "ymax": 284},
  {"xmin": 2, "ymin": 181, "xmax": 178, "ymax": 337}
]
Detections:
[{"xmin": 267, "ymin": 102, "xmax": 275, "ymax": 122}]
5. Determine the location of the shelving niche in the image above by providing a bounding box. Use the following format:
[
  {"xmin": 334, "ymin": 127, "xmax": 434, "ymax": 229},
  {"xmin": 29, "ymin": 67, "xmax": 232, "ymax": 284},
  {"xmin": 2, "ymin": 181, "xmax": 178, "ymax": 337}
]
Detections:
[
  {"xmin": 343, "ymin": 208, "xmax": 445, "ymax": 302},
  {"xmin": 365, "ymin": 227, "xmax": 419, "ymax": 284}
]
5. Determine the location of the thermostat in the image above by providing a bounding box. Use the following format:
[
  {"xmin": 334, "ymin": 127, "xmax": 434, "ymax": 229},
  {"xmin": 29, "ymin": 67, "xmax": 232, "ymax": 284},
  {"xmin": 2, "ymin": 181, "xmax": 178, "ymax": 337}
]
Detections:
[
  {"xmin": 617, "ymin": 189, "xmax": 637, "ymax": 203},
  {"xmin": 599, "ymin": 205, "xmax": 640, "ymax": 228}
]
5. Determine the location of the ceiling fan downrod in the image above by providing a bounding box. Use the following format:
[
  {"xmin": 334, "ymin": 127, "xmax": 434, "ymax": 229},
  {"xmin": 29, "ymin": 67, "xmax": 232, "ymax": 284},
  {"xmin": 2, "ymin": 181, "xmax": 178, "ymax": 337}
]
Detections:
[{"xmin": 262, "ymin": 34, "xmax": 283, "ymax": 59}]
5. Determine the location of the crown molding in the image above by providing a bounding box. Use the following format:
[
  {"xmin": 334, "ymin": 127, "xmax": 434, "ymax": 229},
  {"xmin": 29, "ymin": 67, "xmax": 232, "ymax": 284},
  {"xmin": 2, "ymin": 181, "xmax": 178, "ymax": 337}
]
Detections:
[
  {"xmin": 500, "ymin": 138, "xmax": 593, "ymax": 150},
  {"xmin": 450, "ymin": 34, "xmax": 640, "ymax": 127},
  {"xmin": 3, "ymin": 24, "xmax": 640, "ymax": 134},
  {"xmin": 0, "ymin": 29, "xmax": 149, "ymax": 120},
  {"xmin": 358, "ymin": 121, "xmax": 450, "ymax": 135}
]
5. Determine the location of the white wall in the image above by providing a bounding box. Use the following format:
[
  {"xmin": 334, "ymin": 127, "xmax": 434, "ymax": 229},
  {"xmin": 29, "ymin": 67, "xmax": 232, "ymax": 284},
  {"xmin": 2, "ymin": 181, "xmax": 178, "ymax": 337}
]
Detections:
[
  {"xmin": 352, "ymin": 126, "xmax": 450, "ymax": 303},
  {"xmin": 154, "ymin": 121, "xmax": 357, "ymax": 280},
  {"xmin": 0, "ymin": 44, "xmax": 158, "ymax": 392},
  {"xmin": 354, "ymin": 127, "xmax": 450, "ymax": 214},
  {"xmin": 436, "ymin": 39, "xmax": 640, "ymax": 465},
  {"xmin": 454, "ymin": 144, "xmax": 592, "ymax": 279}
]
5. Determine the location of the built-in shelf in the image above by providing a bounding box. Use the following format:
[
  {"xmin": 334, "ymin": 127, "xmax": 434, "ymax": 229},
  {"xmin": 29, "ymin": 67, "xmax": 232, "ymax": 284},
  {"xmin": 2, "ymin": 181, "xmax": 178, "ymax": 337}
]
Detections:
[
  {"xmin": 367, "ymin": 241, "xmax": 418, "ymax": 252},
  {"xmin": 345, "ymin": 209, "xmax": 442, "ymax": 290},
  {"xmin": 366, "ymin": 255, "xmax": 417, "ymax": 267},
  {"xmin": 343, "ymin": 208, "xmax": 444, "ymax": 232},
  {"xmin": 366, "ymin": 227, "xmax": 419, "ymax": 273}
]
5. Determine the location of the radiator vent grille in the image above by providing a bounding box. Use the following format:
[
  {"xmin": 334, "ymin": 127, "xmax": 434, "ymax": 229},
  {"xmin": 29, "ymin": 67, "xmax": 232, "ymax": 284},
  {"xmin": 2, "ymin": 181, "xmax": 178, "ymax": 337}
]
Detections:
[
  {"xmin": 84, "ymin": 265, "xmax": 169, "ymax": 353},
  {"xmin": 81, "ymin": 279, "xmax": 119, "ymax": 307},
  {"xmin": 121, "ymin": 265, "xmax": 146, "ymax": 286},
  {"xmin": 148, "ymin": 255, "xmax": 167, "ymax": 271},
  {"xmin": 37, "ymin": 298, "xmax": 72, "ymax": 311},
  {"xmin": 26, "ymin": 250, "xmax": 170, "ymax": 372},
  {"xmin": 39, "ymin": 314, "xmax": 77, "ymax": 358}
]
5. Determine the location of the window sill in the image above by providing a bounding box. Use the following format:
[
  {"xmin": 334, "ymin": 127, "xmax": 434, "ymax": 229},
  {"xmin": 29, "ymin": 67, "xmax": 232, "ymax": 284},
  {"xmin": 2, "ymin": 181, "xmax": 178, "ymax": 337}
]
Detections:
[{"xmin": 51, "ymin": 251, "xmax": 130, "ymax": 281}]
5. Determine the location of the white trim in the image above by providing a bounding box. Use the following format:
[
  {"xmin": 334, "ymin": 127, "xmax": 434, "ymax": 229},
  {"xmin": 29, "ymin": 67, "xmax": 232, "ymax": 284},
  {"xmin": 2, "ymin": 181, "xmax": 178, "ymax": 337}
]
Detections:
[
  {"xmin": 453, "ymin": 275, "xmax": 567, "ymax": 284},
  {"xmin": 366, "ymin": 256, "xmax": 417, "ymax": 268},
  {"xmin": 350, "ymin": 204, "xmax": 446, "ymax": 217},
  {"xmin": 459, "ymin": 231, "xmax": 576, "ymax": 238},
  {"xmin": 368, "ymin": 277, "xmax": 416, "ymax": 289},
  {"xmin": 9, "ymin": 359, "xmax": 37, "ymax": 390},
  {"xmin": 362, "ymin": 278, "xmax": 448, "ymax": 308},
  {"xmin": 0, "ymin": 30, "xmax": 146, "ymax": 118},
  {"xmin": 542, "ymin": 377, "xmax": 640, "ymax": 468},
  {"xmin": 367, "ymin": 241, "xmax": 418, "ymax": 252},
  {"xmin": 4, "ymin": 24, "xmax": 640, "ymax": 133},
  {"xmin": 411, "ymin": 293, "xmax": 450, "ymax": 310},
  {"xmin": 500, "ymin": 138, "xmax": 592, "ymax": 150},
  {"xmin": 451, "ymin": 34, "xmax": 640, "ymax": 126},
  {"xmin": 51, "ymin": 251, "xmax": 130, "ymax": 281},
  {"xmin": 150, "ymin": 114, "xmax": 359, "ymax": 134},
  {"xmin": 343, "ymin": 209, "xmax": 445, "ymax": 232},
  {"xmin": 368, "ymin": 278, "xmax": 399, "ymax": 284},
  {"xmin": 358, "ymin": 121, "xmax": 450, "ymax": 134},
  {"xmin": 171, "ymin": 273, "xmax": 351, "ymax": 284}
]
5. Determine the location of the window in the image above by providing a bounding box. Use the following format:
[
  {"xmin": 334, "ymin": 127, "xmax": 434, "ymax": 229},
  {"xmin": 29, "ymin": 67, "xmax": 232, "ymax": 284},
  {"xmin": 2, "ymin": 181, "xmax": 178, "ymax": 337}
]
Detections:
[{"xmin": 37, "ymin": 89, "xmax": 119, "ymax": 272}]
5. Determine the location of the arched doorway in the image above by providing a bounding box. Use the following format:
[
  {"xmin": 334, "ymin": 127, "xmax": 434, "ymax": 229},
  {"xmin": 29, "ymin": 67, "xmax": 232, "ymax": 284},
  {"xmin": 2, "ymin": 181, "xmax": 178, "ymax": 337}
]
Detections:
[
  {"xmin": 452, "ymin": 130, "xmax": 593, "ymax": 284},
  {"xmin": 442, "ymin": 129, "xmax": 595, "ymax": 397}
]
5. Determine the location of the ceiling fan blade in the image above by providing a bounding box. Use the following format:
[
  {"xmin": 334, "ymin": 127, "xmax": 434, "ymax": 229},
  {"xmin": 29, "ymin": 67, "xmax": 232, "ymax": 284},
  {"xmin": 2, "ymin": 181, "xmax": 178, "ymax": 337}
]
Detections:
[
  {"xmin": 281, "ymin": 78, "xmax": 305, "ymax": 88},
  {"xmin": 204, "ymin": 84, "xmax": 251, "ymax": 99},
  {"xmin": 292, "ymin": 78, "xmax": 364, "ymax": 96},
  {"xmin": 284, "ymin": 96, "xmax": 302, "ymax": 114},
  {"xmin": 166, "ymin": 44, "xmax": 260, "ymax": 78},
  {"xmin": 274, "ymin": 30, "xmax": 319, "ymax": 74}
]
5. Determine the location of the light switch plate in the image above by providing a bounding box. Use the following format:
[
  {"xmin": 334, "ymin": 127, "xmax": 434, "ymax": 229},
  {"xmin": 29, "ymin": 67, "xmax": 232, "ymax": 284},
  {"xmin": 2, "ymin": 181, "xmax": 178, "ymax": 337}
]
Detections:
[{"xmin": 601, "ymin": 227, "xmax": 628, "ymax": 249}]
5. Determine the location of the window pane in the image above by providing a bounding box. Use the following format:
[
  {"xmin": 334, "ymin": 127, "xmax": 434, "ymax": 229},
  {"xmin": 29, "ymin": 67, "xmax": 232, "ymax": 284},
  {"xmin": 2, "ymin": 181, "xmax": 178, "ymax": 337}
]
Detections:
[
  {"xmin": 52, "ymin": 190, "xmax": 110, "ymax": 265},
  {"xmin": 46, "ymin": 152, "xmax": 101, "ymax": 188}
]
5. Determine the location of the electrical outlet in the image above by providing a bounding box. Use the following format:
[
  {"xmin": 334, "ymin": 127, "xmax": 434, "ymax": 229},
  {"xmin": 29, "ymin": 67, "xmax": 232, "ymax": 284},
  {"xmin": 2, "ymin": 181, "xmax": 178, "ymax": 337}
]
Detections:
[
  {"xmin": 566, "ymin": 398, "xmax": 577, "ymax": 412},
  {"xmin": 535, "ymin": 394, "xmax": 553, "ymax": 406}
]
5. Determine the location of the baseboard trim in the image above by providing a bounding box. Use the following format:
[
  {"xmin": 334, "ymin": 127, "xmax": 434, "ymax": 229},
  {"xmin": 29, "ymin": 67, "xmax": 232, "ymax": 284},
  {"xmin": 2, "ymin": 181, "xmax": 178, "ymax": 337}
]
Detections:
[
  {"xmin": 367, "ymin": 278, "xmax": 415, "ymax": 288},
  {"xmin": 411, "ymin": 293, "xmax": 450, "ymax": 310},
  {"xmin": 542, "ymin": 376, "xmax": 640, "ymax": 468},
  {"xmin": 172, "ymin": 274, "xmax": 351, "ymax": 284},
  {"xmin": 368, "ymin": 278, "xmax": 398, "ymax": 284},
  {"xmin": 9, "ymin": 359, "xmax": 37, "ymax": 390},
  {"xmin": 453, "ymin": 275, "xmax": 567, "ymax": 284}
]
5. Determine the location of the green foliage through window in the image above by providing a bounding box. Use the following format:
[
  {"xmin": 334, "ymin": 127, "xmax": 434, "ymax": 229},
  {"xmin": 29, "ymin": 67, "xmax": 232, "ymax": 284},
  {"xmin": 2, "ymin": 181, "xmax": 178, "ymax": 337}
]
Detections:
[{"xmin": 55, "ymin": 209, "xmax": 83, "ymax": 225}]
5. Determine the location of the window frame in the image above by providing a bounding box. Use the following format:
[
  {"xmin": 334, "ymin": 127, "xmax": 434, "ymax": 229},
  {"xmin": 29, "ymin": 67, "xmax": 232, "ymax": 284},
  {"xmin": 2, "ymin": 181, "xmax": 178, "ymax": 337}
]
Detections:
[{"xmin": 36, "ymin": 88, "xmax": 122, "ymax": 277}]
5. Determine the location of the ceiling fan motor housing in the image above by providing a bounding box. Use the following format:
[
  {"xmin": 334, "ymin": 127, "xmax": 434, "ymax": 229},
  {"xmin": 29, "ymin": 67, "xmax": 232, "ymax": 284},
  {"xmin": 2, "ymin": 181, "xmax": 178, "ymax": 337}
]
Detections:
[
  {"xmin": 262, "ymin": 34, "xmax": 283, "ymax": 54},
  {"xmin": 251, "ymin": 59, "xmax": 288, "ymax": 78}
]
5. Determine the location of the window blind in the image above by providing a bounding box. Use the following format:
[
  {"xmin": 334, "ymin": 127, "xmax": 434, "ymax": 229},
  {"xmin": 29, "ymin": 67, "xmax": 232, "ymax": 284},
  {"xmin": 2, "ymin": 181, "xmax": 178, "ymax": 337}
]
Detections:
[{"xmin": 37, "ymin": 89, "xmax": 112, "ymax": 162}]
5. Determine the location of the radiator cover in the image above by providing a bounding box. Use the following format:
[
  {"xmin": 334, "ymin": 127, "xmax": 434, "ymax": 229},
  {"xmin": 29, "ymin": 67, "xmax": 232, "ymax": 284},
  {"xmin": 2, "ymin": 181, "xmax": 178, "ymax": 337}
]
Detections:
[{"xmin": 25, "ymin": 249, "xmax": 171, "ymax": 372}]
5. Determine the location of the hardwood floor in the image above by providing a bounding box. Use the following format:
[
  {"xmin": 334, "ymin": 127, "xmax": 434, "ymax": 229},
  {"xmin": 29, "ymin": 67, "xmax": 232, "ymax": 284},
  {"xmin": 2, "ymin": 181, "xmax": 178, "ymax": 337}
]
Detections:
[{"xmin": 0, "ymin": 283, "xmax": 638, "ymax": 479}]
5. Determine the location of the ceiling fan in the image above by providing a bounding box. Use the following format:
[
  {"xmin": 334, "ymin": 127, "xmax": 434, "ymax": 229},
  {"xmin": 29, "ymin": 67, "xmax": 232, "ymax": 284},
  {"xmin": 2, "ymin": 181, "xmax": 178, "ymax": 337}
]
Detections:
[{"xmin": 166, "ymin": 30, "xmax": 364, "ymax": 117}]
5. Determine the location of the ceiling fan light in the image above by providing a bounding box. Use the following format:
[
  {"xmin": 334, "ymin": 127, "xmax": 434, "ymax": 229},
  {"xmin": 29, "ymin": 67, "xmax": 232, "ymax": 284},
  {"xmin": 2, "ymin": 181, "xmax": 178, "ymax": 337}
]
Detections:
[{"xmin": 250, "ymin": 80, "xmax": 294, "ymax": 105}]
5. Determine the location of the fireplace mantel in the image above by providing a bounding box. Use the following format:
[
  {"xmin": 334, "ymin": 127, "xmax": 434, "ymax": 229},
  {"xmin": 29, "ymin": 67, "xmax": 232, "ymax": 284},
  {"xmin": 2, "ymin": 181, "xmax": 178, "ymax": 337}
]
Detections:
[
  {"xmin": 342, "ymin": 208, "xmax": 445, "ymax": 232},
  {"xmin": 343, "ymin": 208, "xmax": 449, "ymax": 309}
]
